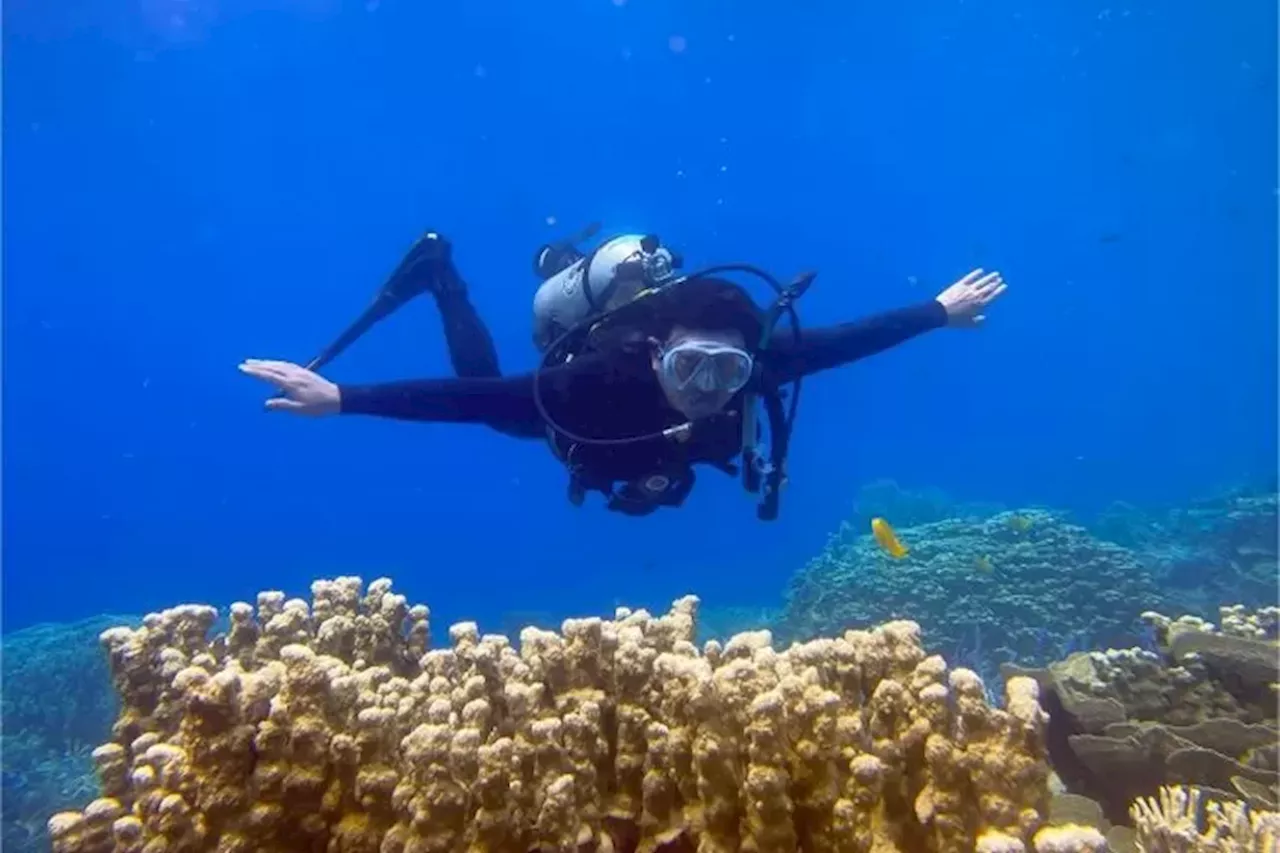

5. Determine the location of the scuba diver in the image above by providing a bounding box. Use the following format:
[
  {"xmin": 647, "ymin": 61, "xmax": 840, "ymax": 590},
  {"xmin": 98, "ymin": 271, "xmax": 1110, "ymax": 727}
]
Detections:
[{"xmin": 239, "ymin": 226, "xmax": 1007, "ymax": 519}]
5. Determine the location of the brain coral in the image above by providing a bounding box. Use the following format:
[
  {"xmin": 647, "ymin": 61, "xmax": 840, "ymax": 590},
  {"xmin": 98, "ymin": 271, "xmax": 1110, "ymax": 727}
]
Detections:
[
  {"xmin": 48, "ymin": 575, "xmax": 1064, "ymax": 853},
  {"xmin": 778, "ymin": 510, "xmax": 1167, "ymax": 667}
]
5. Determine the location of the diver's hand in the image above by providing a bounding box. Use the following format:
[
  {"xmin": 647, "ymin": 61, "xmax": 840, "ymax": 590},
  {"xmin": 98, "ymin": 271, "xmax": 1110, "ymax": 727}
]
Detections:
[
  {"xmin": 935, "ymin": 269, "xmax": 1007, "ymax": 328},
  {"xmin": 238, "ymin": 359, "xmax": 341, "ymax": 416}
]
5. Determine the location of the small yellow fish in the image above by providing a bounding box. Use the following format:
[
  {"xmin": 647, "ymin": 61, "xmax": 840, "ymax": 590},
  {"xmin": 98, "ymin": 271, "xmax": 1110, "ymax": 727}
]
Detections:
[
  {"xmin": 974, "ymin": 554, "xmax": 993, "ymax": 574},
  {"xmin": 871, "ymin": 517, "xmax": 909, "ymax": 559}
]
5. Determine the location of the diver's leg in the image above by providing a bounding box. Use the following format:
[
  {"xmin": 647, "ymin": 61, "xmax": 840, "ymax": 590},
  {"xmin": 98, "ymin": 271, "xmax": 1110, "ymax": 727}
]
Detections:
[
  {"xmin": 435, "ymin": 283, "xmax": 552, "ymax": 438},
  {"xmin": 432, "ymin": 274, "xmax": 502, "ymax": 379},
  {"xmin": 386, "ymin": 231, "xmax": 502, "ymax": 378},
  {"xmin": 384, "ymin": 231, "xmax": 551, "ymax": 439}
]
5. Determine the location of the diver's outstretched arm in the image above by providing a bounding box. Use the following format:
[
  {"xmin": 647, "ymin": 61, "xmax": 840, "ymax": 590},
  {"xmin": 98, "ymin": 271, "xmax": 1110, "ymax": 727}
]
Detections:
[
  {"xmin": 765, "ymin": 300, "xmax": 948, "ymax": 381},
  {"xmin": 239, "ymin": 358, "xmax": 561, "ymax": 440},
  {"xmin": 765, "ymin": 268, "xmax": 1007, "ymax": 382},
  {"xmin": 338, "ymin": 374, "xmax": 543, "ymax": 433}
]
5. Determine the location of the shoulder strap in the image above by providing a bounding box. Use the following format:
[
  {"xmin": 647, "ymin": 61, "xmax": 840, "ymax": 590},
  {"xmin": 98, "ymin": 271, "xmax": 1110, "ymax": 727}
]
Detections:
[{"xmin": 756, "ymin": 383, "xmax": 790, "ymax": 521}]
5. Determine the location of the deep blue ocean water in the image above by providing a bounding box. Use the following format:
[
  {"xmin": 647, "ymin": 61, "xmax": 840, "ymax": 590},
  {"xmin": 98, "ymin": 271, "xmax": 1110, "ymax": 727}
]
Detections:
[{"xmin": 3, "ymin": 0, "xmax": 1276, "ymax": 636}]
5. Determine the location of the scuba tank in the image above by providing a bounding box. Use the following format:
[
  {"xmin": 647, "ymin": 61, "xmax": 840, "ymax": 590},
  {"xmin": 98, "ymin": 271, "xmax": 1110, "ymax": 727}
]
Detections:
[{"xmin": 531, "ymin": 227, "xmax": 681, "ymax": 352}]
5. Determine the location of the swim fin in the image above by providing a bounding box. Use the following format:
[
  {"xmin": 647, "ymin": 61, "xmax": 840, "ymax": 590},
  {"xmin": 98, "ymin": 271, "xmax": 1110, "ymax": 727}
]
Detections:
[{"xmin": 305, "ymin": 230, "xmax": 458, "ymax": 371}]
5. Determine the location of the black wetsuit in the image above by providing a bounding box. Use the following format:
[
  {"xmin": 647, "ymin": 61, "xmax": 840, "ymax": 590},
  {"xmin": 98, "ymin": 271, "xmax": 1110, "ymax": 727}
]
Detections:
[{"xmin": 337, "ymin": 279, "xmax": 948, "ymax": 508}]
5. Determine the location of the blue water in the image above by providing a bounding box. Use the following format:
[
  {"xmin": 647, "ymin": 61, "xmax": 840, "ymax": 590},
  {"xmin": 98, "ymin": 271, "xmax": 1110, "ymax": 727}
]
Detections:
[{"xmin": 4, "ymin": 0, "xmax": 1276, "ymax": 635}]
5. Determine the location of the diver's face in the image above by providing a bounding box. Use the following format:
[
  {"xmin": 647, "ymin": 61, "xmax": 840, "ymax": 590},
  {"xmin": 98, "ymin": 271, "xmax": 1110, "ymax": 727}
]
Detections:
[{"xmin": 651, "ymin": 326, "xmax": 750, "ymax": 419}]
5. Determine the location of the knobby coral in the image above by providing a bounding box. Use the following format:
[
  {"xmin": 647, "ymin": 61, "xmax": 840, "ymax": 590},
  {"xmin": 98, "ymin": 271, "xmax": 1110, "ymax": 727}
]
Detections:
[{"xmin": 49, "ymin": 575, "xmax": 1067, "ymax": 853}]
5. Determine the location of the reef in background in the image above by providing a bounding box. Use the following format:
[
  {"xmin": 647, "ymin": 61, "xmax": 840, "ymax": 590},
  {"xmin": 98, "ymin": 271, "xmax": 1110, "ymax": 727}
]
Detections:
[
  {"xmin": 1092, "ymin": 489, "xmax": 1278, "ymax": 614},
  {"xmin": 694, "ymin": 603, "xmax": 784, "ymax": 646},
  {"xmin": 778, "ymin": 509, "xmax": 1167, "ymax": 676},
  {"xmin": 1, "ymin": 614, "xmax": 139, "ymax": 852},
  {"xmin": 777, "ymin": 484, "xmax": 1278, "ymax": 678}
]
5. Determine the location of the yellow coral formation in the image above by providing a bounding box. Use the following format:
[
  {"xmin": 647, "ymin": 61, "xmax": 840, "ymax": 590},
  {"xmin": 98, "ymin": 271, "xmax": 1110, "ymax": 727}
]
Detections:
[
  {"xmin": 1140, "ymin": 605, "xmax": 1280, "ymax": 644},
  {"xmin": 1218, "ymin": 606, "xmax": 1280, "ymax": 642},
  {"xmin": 1131, "ymin": 785, "xmax": 1280, "ymax": 852},
  {"xmin": 1031, "ymin": 824, "xmax": 1109, "ymax": 853},
  {"xmin": 50, "ymin": 576, "xmax": 1054, "ymax": 853}
]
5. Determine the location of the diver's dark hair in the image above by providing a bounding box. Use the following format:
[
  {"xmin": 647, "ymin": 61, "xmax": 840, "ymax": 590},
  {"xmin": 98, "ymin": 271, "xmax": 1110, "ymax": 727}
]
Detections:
[{"xmin": 630, "ymin": 276, "xmax": 766, "ymax": 347}]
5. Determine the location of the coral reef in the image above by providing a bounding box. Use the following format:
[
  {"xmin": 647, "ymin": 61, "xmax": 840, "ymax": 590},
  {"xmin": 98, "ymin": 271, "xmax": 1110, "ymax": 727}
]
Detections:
[
  {"xmin": 23, "ymin": 488, "xmax": 1279, "ymax": 852},
  {"xmin": 3, "ymin": 739, "xmax": 101, "ymax": 852},
  {"xmin": 2, "ymin": 614, "xmax": 139, "ymax": 853},
  {"xmin": 1034, "ymin": 784, "xmax": 1280, "ymax": 852},
  {"xmin": 693, "ymin": 603, "xmax": 782, "ymax": 645},
  {"xmin": 1092, "ymin": 488, "xmax": 1278, "ymax": 615},
  {"xmin": 1003, "ymin": 605, "xmax": 1280, "ymax": 828},
  {"xmin": 778, "ymin": 509, "xmax": 1166, "ymax": 670},
  {"xmin": 1130, "ymin": 785, "xmax": 1280, "ymax": 852},
  {"xmin": 48, "ymin": 575, "xmax": 1066, "ymax": 853},
  {"xmin": 1042, "ymin": 791, "xmax": 1137, "ymax": 852},
  {"xmin": 2, "ymin": 614, "xmax": 138, "ymax": 755}
]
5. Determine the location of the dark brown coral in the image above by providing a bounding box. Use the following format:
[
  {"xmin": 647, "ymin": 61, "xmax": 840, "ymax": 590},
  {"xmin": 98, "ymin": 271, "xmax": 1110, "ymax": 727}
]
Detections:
[{"xmin": 1004, "ymin": 606, "xmax": 1280, "ymax": 826}]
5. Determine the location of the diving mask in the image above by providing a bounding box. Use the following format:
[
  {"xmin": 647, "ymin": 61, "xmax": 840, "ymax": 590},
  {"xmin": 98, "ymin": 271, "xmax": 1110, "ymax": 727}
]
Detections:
[{"xmin": 660, "ymin": 341, "xmax": 754, "ymax": 394}]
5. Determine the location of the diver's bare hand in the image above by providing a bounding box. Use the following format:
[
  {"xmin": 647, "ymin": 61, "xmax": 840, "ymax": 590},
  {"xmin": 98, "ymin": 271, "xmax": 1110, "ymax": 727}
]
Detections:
[
  {"xmin": 238, "ymin": 359, "xmax": 340, "ymax": 416},
  {"xmin": 935, "ymin": 268, "xmax": 1007, "ymax": 327}
]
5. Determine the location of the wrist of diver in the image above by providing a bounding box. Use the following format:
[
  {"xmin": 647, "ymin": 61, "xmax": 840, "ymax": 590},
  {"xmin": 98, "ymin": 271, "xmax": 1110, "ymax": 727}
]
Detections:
[{"xmin": 931, "ymin": 297, "xmax": 956, "ymax": 325}]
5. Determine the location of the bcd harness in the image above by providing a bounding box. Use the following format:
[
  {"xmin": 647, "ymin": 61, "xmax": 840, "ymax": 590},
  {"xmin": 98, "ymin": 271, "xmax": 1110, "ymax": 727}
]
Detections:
[{"xmin": 531, "ymin": 246, "xmax": 816, "ymax": 521}]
